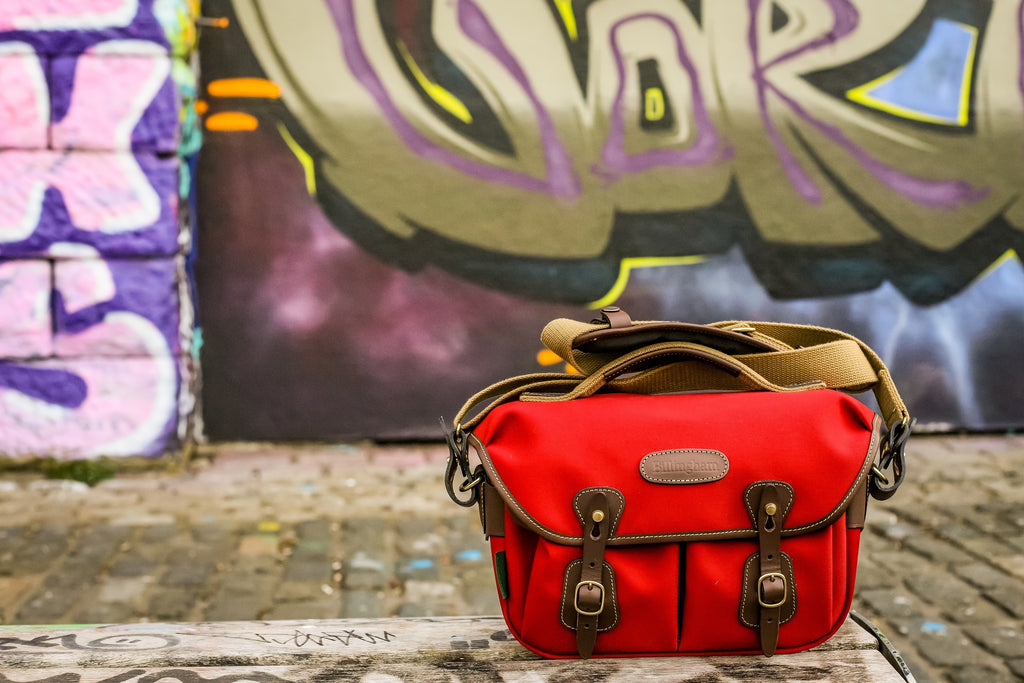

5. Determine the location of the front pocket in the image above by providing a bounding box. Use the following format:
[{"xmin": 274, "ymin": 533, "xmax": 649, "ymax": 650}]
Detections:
[{"xmin": 510, "ymin": 538, "xmax": 680, "ymax": 656}]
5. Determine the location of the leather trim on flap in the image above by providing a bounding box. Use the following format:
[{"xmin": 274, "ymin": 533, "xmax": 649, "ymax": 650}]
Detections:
[
  {"xmin": 468, "ymin": 414, "xmax": 882, "ymax": 547},
  {"xmin": 573, "ymin": 488, "xmax": 624, "ymax": 535}
]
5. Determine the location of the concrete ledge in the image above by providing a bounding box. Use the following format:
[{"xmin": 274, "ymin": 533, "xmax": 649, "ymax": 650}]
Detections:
[{"xmin": 0, "ymin": 614, "xmax": 911, "ymax": 681}]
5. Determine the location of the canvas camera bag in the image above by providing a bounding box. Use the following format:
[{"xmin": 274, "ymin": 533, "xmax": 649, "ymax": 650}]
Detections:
[{"xmin": 444, "ymin": 307, "xmax": 911, "ymax": 659}]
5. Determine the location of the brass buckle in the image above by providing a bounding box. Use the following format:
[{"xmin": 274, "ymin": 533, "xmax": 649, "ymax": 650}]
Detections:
[
  {"xmin": 574, "ymin": 580, "xmax": 605, "ymax": 616},
  {"xmin": 758, "ymin": 573, "xmax": 787, "ymax": 609}
]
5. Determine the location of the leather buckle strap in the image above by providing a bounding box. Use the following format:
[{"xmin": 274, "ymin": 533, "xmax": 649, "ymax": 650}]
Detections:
[{"xmin": 574, "ymin": 490, "xmax": 611, "ymax": 659}]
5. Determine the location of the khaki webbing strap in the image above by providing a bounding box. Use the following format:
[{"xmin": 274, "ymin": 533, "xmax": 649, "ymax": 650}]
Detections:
[
  {"xmin": 454, "ymin": 318, "xmax": 909, "ymax": 435},
  {"xmin": 713, "ymin": 321, "xmax": 910, "ymax": 430}
]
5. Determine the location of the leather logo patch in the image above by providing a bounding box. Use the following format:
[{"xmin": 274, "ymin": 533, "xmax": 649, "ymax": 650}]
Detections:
[{"xmin": 640, "ymin": 449, "xmax": 729, "ymax": 484}]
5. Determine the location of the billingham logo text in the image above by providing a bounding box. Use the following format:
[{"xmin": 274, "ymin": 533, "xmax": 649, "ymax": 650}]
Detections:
[
  {"xmin": 652, "ymin": 459, "xmax": 720, "ymax": 474},
  {"xmin": 640, "ymin": 449, "xmax": 729, "ymax": 484}
]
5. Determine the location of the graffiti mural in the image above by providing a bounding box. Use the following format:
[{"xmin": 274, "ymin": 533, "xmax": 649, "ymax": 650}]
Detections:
[
  {"xmin": 0, "ymin": 1, "xmax": 201, "ymax": 458},
  {"xmin": 196, "ymin": 0, "xmax": 1024, "ymax": 439}
]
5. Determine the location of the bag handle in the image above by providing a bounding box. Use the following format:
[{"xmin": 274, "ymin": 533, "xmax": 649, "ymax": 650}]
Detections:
[{"xmin": 519, "ymin": 341, "xmax": 814, "ymax": 404}]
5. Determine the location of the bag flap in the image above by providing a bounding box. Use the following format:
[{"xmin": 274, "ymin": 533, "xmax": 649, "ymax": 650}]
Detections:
[{"xmin": 471, "ymin": 390, "xmax": 880, "ymax": 545}]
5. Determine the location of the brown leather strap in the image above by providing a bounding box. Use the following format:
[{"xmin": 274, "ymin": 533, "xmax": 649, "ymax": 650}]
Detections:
[
  {"xmin": 756, "ymin": 484, "xmax": 785, "ymax": 656},
  {"xmin": 575, "ymin": 490, "xmax": 611, "ymax": 658}
]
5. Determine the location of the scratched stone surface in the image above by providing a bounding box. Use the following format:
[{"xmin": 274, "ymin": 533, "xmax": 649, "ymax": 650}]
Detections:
[{"xmin": 0, "ymin": 436, "xmax": 1021, "ymax": 681}]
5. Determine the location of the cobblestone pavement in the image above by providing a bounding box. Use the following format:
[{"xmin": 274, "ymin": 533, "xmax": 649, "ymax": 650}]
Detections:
[{"xmin": 0, "ymin": 434, "xmax": 1021, "ymax": 682}]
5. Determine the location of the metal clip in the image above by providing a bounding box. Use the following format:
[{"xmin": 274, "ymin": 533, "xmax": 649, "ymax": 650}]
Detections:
[
  {"xmin": 758, "ymin": 573, "xmax": 788, "ymax": 609},
  {"xmin": 574, "ymin": 580, "xmax": 605, "ymax": 616}
]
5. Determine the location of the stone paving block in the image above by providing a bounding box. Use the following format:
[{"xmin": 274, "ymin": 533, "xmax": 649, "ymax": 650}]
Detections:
[
  {"xmin": 910, "ymin": 623, "xmax": 1000, "ymax": 669},
  {"xmin": 108, "ymin": 554, "xmax": 159, "ymax": 578},
  {"xmin": 16, "ymin": 584, "xmax": 82, "ymax": 623},
  {"xmin": 900, "ymin": 534, "xmax": 976, "ymax": 565},
  {"xmin": 954, "ymin": 563, "xmax": 1014, "ymax": 590},
  {"xmin": 964, "ymin": 624, "xmax": 1024, "ymax": 658},
  {"xmin": 6, "ymin": 525, "xmax": 72, "ymax": 574},
  {"xmin": 282, "ymin": 558, "xmax": 333, "ymax": 583},
  {"xmin": 397, "ymin": 557, "xmax": 441, "ymax": 582},
  {"xmin": 72, "ymin": 600, "xmax": 135, "ymax": 625},
  {"xmin": 947, "ymin": 665, "xmax": 1018, "ymax": 683},
  {"xmin": 147, "ymin": 587, "xmax": 195, "ymax": 621},
  {"xmin": 139, "ymin": 523, "xmax": 179, "ymax": 543},
  {"xmin": 266, "ymin": 597, "xmax": 340, "ymax": 620},
  {"xmin": 159, "ymin": 560, "xmax": 215, "ymax": 589},
  {"xmin": 857, "ymin": 587, "xmax": 921, "ymax": 620},
  {"xmin": 340, "ymin": 589, "xmax": 381, "ymax": 619},
  {"xmin": 984, "ymin": 581, "xmax": 1024, "ymax": 618},
  {"xmin": 0, "ymin": 576, "xmax": 39, "ymax": 624},
  {"xmin": 341, "ymin": 551, "xmax": 392, "ymax": 591}
]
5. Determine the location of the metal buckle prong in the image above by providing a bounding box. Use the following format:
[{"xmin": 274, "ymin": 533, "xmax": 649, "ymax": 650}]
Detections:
[
  {"xmin": 758, "ymin": 573, "xmax": 787, "ymax": 609},
  {"xmin": 574, "ymin": 580, "xmax": 605, "ymax": 616}
]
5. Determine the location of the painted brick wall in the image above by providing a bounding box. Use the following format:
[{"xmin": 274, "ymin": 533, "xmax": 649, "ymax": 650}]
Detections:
[{"xmin": 0, "ymin": 0, "xmax": 201, "ymax": 458}]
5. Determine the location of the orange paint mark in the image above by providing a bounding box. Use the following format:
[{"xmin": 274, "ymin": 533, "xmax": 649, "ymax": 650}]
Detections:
[
  {"xmin": 197, "ymin": 17, "xmax": 230, "ymax": 28},
  {"xmin": 565, "ymin": 364, "xmax": 579, "ymax": 375},
  {"xmin": 194, "ymin": 99, "xmax": 208, "ymax": 114},
  {"xmin": 536, "ymin": 349, "xmax": 562, "ymax": 366},
  {"xmin": 205, "ymin": 112, "xmax": 258, "ymax": 131},
  {"xmin": 207, "ymin": 78, "xmax": 281, "ymax": 99}
]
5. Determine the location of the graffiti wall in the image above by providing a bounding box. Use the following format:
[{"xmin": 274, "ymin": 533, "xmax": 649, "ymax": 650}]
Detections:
[
  {"xmin": 197, "ymin": 0, "xmax": 1024, "ymax": 440},
  {"xmin": 0, "ymin": 1, "xmax": 201, "ymax": 458}
]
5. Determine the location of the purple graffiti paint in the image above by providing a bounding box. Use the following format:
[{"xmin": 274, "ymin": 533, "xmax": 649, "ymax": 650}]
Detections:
[
  {"xmin": 325, "ymin": 0, "xmax": 580, "ymax": 199},
  {"xmin": 748, "ymin": 0, "xmax": 822, "ymax": 203},
  {"xmin": 0, "ymin": 362, "xmax": 87, "ymax": 409},
  {"xmin": 600, "ymin": 12, "xmax": 729, "ymax": 177},
  {"xmin": 749, "ymin": 0, "xmax": 988, "ymax": 208}
]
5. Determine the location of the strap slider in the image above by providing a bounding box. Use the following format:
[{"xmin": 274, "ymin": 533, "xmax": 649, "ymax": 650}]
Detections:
[{"xmin": 574, "ymin": 580, "xmax": 605, "ymax": 616}]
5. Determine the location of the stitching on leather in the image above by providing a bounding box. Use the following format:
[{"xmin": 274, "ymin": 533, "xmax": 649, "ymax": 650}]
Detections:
[
  {"xmin": 560, "ymin": 559, "xmax": 620, "ymax": 632},
  {"xmin": 640, "ymin": 449, "xmax": 730, "ymax": 484},
  {"xmin": 573, "ymin": 487, "xmax": 625, "ymax": 536},
  {"xmin": 739, "ymin": 552, "xmax": 797, "ymax": 628},
  {"xmin": 743, "ymin": 481, "xmax": 795, "ymax": 525}
]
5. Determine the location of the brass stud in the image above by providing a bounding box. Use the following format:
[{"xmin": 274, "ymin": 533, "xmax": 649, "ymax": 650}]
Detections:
[
  {"xmin": 591, "ymin": 510, "xmax": 606, "ymax": 523},
  {"xmin": 764, "ymin": 503, "xmax": 778, "ymax": 516}
]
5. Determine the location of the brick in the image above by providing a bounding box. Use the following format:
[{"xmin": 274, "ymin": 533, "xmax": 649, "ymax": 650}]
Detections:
[
  {"xmin": 0, "ymin": 151, "xmax": 180, "ymax": 258},
  {"xmin": 49, "ymin": 51, "xmax": 178, "ymax": 153},
  {"xmin": 72, "ymin": 600, "xmax": 134, "ymax": 625},
  {"xmin": 0, "ymin": 47, "xmax": 49, "ymax": 149},
  {"xmin": 0, "ymin": 357, "xmax": 180, "ymax": 459},
  {"xmin": 53, "ymin": 258, "xmax": 181, "ymax": 358},
  {"xmin": 0, "ymin": 260, "xmax": 52, "ymax": 359}
]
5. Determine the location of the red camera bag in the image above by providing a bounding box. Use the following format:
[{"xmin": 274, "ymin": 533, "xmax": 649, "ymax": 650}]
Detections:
[{"xmin": 445, "ymin": 309, "xmax": 910, "ymax": 659}]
